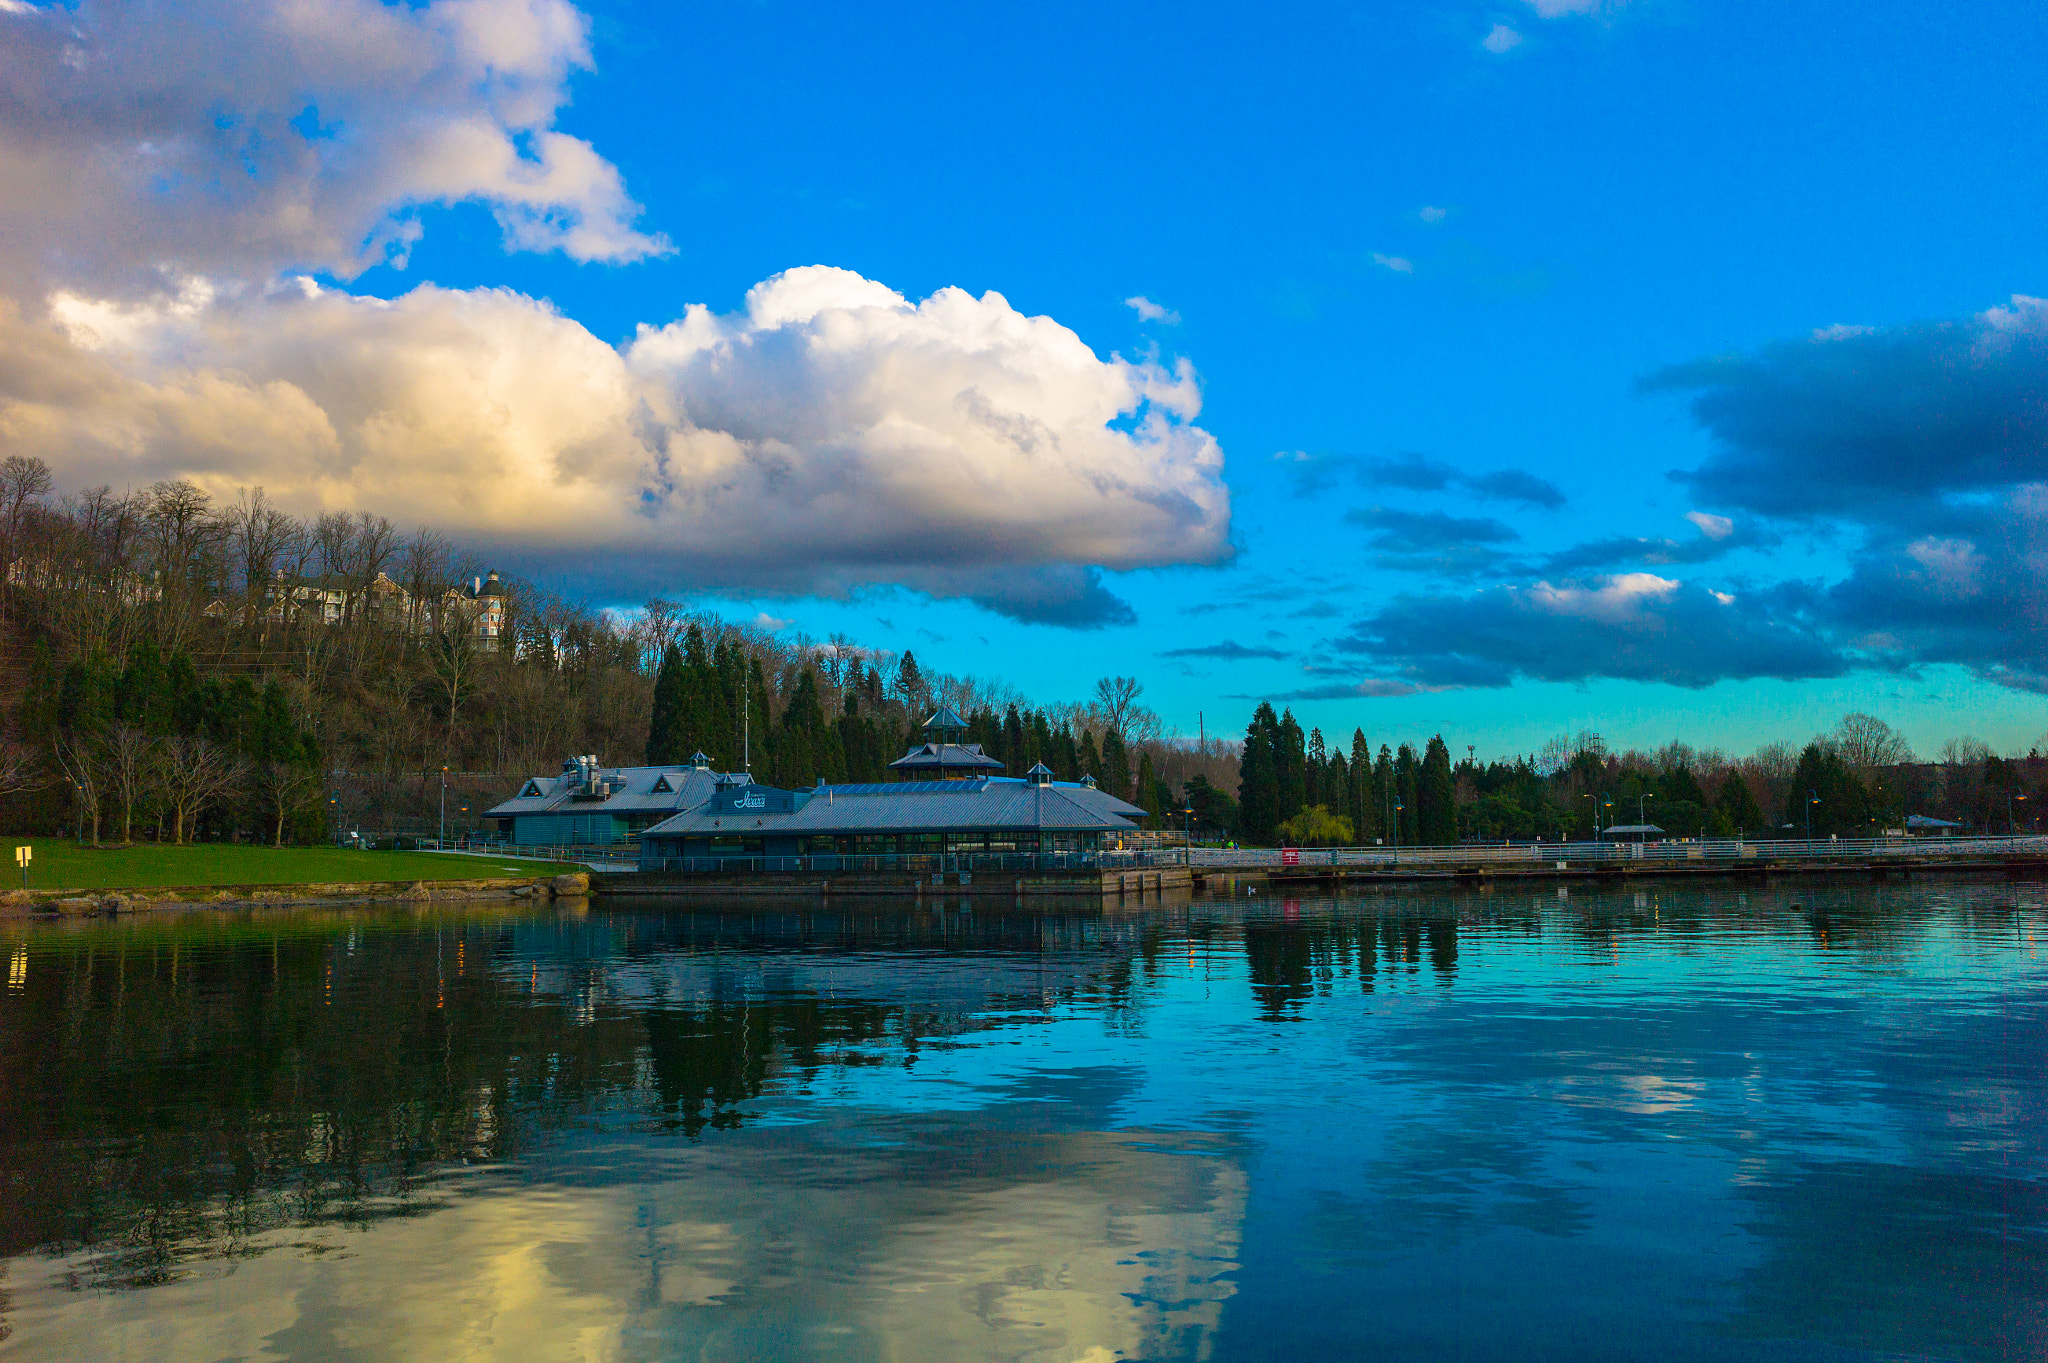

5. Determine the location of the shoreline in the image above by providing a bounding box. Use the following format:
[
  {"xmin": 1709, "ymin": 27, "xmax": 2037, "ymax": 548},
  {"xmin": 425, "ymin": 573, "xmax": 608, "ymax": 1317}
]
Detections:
[{"xmin": 0, "ymin": 871, "xmax": 591, "ymax": 918}]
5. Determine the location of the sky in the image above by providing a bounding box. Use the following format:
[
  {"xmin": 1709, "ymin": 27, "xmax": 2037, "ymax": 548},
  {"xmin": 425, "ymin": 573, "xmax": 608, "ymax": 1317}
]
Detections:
[{"xmin": 2, "ymin": 0, "xmax": 2045, "ymax": 760}]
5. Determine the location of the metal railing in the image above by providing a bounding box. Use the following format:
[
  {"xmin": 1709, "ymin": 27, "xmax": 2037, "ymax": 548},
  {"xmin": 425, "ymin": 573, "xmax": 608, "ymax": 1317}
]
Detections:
[
  {"xmin": 1188, "ymin": 835, "xmax": 2048, "ymax": 871},
  {"xmin": 637, "ymin": 850, "xmax": 1187, "ymax": 876}
]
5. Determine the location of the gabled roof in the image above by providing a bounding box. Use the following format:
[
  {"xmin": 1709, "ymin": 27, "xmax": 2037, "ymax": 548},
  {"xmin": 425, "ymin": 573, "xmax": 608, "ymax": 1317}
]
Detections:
[
  {"xmin": 485, "ymin": 764, "xmax": 722, "ymax": 817},
  {"xmin": 888, "ymin": 741, "xmax": 1005, "ymax": 772},
  {"xmin": 924, "ymin": 705, "xmax": 968, "ymax": 731}
]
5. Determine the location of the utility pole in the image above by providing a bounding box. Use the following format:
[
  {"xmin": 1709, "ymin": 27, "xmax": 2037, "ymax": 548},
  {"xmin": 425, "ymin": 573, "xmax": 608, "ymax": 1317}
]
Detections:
[{"xmin": 440, "ymin": 765, "xmax": 448, "ymax": 846}]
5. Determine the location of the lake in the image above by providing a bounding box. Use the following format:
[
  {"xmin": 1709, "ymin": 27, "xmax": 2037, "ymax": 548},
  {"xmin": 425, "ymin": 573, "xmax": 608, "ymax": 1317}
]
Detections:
[{"xmin": 0, "ymin": 882, "xmax": 2041, "ymax": 1361}]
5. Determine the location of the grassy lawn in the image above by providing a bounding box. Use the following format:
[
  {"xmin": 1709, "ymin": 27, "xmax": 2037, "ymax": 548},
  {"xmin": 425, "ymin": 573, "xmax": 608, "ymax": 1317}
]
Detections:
[{"xmin": 1, "ymin": 842, "xmax": 581, "ymax": 892}]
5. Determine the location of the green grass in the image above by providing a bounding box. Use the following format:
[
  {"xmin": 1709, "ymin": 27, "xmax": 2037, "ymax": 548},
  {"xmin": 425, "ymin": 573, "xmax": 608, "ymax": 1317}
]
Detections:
[{"xmin": 1, "ymin": 842, "xmax": 581, "ymax": 892}]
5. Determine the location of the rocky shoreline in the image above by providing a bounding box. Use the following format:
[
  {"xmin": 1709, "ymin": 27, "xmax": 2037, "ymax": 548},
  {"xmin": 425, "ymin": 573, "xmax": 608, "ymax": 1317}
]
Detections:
[{"xmin": 0, "ymin": 872, "xmax": 592, "ymax": 918}]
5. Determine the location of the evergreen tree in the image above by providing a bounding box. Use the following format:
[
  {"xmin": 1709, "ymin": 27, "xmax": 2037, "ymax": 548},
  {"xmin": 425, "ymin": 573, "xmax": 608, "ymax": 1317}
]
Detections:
[
  {"xmin": 895, "ymin": 651, "xmax": 926, "ymax": 713},
  {"xmin": 1236, "ymin": 704, "xmax": 1280, "ymax": 845},
  {"xmin": 1077, "ymin": 729, "xmax": 1103, "ymax": 783},
  {"xmin": 1418, "ymin": 735, "xmax": 1458, "ymax": 845},
  {"xmin": 1135, "ymin": 750, "xmax": 1161, "ymax": 827},
  {"xmin": 1711, "ymin": 773, "xmax": 1765, "ymax": 837},
  {"xmin": 1395, "ymin": 743, "xmax": 1420, "ymax": 845},
  {"xmin": 1789, "ymin": 742, "xmax": 1871, "ymax": 837},
  {"xmin": 1101, "ymin": 728, "xmax": 1132, "ymax": 802},
  {"xmin": 1305, "ymin": 727, "xmax": 1327, "ymax": 808},
  {"xmin": 645, "ymin": 642, "xmax": 686, "ymax": 765},
  {"xmin": 1052, "ymin": 723, "xmax": 1079, "ymax": 781},
  {"xmin": 1002, "ymin": 705, "xmax": 1027, "ymax": 773},
  {"xmin": 1349, "ymin": 729, "xmax": 1374, "ymax": 842},
  {"xmin": 1276, "ymin": 708, "xmax": 1307, "ymax": 826}
]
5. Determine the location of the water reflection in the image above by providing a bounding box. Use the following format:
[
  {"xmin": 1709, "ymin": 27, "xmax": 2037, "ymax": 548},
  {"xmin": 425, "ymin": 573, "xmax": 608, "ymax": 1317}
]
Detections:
[{"xmin": 0, "ymin": 884, "xmax": 2041, "ymax": 1361}]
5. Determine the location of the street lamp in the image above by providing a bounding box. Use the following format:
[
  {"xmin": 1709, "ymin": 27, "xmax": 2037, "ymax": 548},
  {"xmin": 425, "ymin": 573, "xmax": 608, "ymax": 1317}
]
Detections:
[
  {"xmin": 1184, "ymin": 804, "xmax": 1195, "ymax": 865},
  {"xmin": 439, "ymin": 765, "xmax": 449, "ymax": 847},
  {"xmin": 1805, "ymin": 789, "xmax": 1820, "ymax": 843},
  {"xmin": 2010, "ymin": 791, "xmax": 2028, "ymax": 835},
  {"xmin": 1637, "ymin": 792, "xmax": 1656, "ymax": 827}
]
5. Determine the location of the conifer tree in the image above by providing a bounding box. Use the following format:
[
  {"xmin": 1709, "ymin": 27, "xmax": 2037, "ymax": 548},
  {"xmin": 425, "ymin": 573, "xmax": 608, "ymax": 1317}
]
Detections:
[
  {"xmin": 1712, "ymin": 772, "xmax": 1765, "ymax": 836},
  {"xmin": 1395, "ymin": 743, "xmax": 1420, "ymax": 845},
  {"xmin": 644, "ymin": 642, "xmax": 686, "ymax": 766},
  {"xmin": 1078, "ymin": 729, "xmax": 1102, "ymax": 783},
  {"xmin": 1276, "ymin": 708, "xmax": 1307, "ymax": 826},
  {"xmin": 1418, "ymin": 735, "xmax": 1458, "ymax": 845},
  {"xmin": 1237, "ymin": 703, "xmax": 1280, "ymax": 845},
  {"xmin": 1101, "ymin": 728, "xmax": 1131, "ymax": 802},
  {"xmin": 1136, "ymin": 750, "xmax": 1161, "ymax": 827},
  {"xmin": 1373, "ymin": 744, "xmax": 1395, "ymax": 844},
  {"xmin": 1349, "ymin": 729, "xmax": 1374, "ymax": 842}
]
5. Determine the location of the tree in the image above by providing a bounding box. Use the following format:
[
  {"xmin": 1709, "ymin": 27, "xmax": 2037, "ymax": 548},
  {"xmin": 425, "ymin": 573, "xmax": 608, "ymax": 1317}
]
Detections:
[
  {"xmin": 1349, "ymin": 729, "xmax": 1374, "ymax": 843},
  {"xmin": 1275, "ymin": 709, "xmax": 1306, "ymax": 826},
  {"xmin": 1276, "ymin": 805, "xmax": 1353, "ymax": 847},
  {"xmin": 103, "ymin": 726, "xmax": 156, "ymax": 844},
  {"xmin": 1135, "ymin": 750, "xmax": 1161, "ymax": 826},
  {"xmin": 1093, "ymin": 676, "xmax": 1145, "ymax": 738},
  {"xmin": 1395, "ymin": 744, "xmax": 1420, "ymax": 845},
  {"xmin": 1712, "ymin": 772, "xmax": 1764, "ymax": 836},
  {"xmin": 1789, "ymin": 742, "xmax": 1871, "ymax": 838},
  {"xmin": 1077, "ymin": 729, "xmax": 1103, "ymax": 784},
  {"xmin": 50, "ymin": 731, "xmax": 106, "ymax": 844},
  {"xmin": 1236, "ymin": 705, "xmax": 1280, "ymax": 845},
  {"xmin": 150, "ymin": 735, "xmax": 246, "ymax": 844},
  {"xmin": 1834, "ymin": 712, "xmax": 1913, "ymax": 775},
  {"xmin": 1418, "ymin": 735, "xmax": 1457, "ymax": 844},
  {"xmin": 645, "ymin": 642, "xmax": 686, "ymax": 765},
  {"xmin": 1100, "ymin": 728, "xmax": 1132, "ymax": 802}
]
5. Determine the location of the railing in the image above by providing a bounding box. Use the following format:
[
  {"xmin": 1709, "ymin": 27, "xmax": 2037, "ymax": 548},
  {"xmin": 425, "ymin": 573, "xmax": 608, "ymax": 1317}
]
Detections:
[
  {"xmin": 1188, "ymin": 835, "xmax": 2048, "ymax": 872},
  {"xmin": 636, "ymin": 850, "xmax": 1187, "ymax": 876}
]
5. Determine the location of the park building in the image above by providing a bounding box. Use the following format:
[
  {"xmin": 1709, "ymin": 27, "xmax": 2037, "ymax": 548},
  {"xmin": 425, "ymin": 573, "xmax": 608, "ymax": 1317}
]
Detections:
[{"xmin": 483, "ymin": 711, "xmax": 1148, "ymax": 863}]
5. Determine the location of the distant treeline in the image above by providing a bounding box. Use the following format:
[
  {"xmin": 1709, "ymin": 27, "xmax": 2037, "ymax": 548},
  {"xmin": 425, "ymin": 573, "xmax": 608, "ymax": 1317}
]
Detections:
[
  {"xmin": 0, "ymin": 457, "xmax": 2035, "ymax": 846},
  {"xmin": 1235, "ymin": 705, "xmax": 2042, "ymax": 845}
]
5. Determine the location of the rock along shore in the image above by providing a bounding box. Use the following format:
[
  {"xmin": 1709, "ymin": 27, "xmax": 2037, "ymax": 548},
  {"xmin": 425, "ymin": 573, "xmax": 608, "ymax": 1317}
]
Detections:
[{"xmin": 0, "ymin": 872, "xmax": 591, "ymax": 918}]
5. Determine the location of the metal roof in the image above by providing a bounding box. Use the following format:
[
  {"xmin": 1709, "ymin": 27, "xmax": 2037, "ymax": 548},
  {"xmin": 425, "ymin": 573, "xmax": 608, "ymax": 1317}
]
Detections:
[
  {"xmin": 887, "ymin": 742, "xmax": 1005, "ymax": 772},
  {"xmin": 484, "ymin": 765, "xmax": 722, "ymax": 817},
  {"xmin": 641, "ymin": 777, "xmax": 1144, "ymax": 839}
]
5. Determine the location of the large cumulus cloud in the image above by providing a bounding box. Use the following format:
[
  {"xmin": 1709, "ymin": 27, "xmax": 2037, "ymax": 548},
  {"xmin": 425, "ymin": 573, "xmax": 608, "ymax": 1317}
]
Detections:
[{"xmin": 0, "ymin": 1, "xmax": 1231, "ymax": 626}]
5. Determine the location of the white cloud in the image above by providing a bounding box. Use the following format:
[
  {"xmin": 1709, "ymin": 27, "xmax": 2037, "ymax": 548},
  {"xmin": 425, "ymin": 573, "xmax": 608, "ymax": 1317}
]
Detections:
[
  {"xmin": 1526, "ymin": 573, "xmax": 1680, "ymax": 624},
  {"xmin": 1810, "ymin": 323, "xmax": 1876, "ymax": 342},
  {"xmin": 1523, "ymin": 0, "xmax": 1620, "ymax": 15},
  {"xmin": 0, "ymin": 2, "xmax": 1233, "ymax": 627},
  {"xmin": 1481, "ymin": 24, "xmax": 1523, "ymax": 53},
  {"xmin": 1124, "ymin": 295, "xmax": 1180, "ymax": 324},
  {"xmin": 3, "ymin": 267, "xmax": 1231, "ymax": 623},
  {"xmin": 1417, "ymin": 206, "xmax": 1448, "ymax": 224},
  {"xmin": 1370, "ymin": 253, "xmax": 1415, "ymax": 275},
  {"xmin": 751, "ymin": 613, "xmax": 795, "ymax": 632},
  {"xmin": 1685, "ymin": 511, "xmax": 1734, "ymax": 540},
  {"xmin": 0, "ymin": 0, "xmax": 667, "ymax": 290}
]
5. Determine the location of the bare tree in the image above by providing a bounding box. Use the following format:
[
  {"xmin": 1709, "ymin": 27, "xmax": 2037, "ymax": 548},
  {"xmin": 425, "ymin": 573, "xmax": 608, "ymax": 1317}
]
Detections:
[
  {"xmin": 149, "ymin": 735, "xmax": 246, "ymax": 844},
  {"xmin": 103, "ymin": 726, "xmax": 156, "ymax": 844},
  {"xmin": 429, "ymin": 612, "xmax": 482, "ymax": 757},
  {"xmin": 50, "ymin": 732, "xmax": 107, "ymax": 845},
  {"xmin": 255, "ymin": 757, "xmax": 324, "ymax": 847},
  {"xmin": 227, "ymin": 488, "xmax": 300, "ymax": 636},
  {"xmin": 1833, "ymin": 712, "xmax": 1913, "ymax": 775},
  {"xmin": 0, "ymin": 735, "xmax": 41, "ymax": 798}
]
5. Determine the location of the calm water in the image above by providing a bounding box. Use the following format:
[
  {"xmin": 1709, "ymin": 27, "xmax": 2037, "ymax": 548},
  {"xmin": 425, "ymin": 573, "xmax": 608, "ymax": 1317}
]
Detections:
[{"xmin": 0, "ymin": 883, "xmax": 2042, "ymax": 1362}]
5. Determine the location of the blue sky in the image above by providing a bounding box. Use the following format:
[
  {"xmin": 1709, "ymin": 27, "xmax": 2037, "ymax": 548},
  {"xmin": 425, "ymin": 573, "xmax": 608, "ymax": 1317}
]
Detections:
[{"xmin": 5, "ymin": 0, "xmax": 2045, "ymax": 759}]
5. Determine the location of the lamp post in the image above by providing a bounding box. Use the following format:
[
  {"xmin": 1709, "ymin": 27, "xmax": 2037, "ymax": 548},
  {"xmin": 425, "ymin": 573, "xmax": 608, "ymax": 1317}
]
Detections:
[
  {"xmin": 1184, "ymin": 804, "xmax": 1195, "ymax": 865},
  {"xmin": 439, "ymin": 765, "xmax": 449, "ymax": 847},
  {"xmin": 1637, "ymin": 792, "xmax": 1655, "ymax": 827},
  {"xmin": 1805, "ymin": 789, "xmax": 1819, "ymax": 843},
  {"xmin": 2010, "ymin": 791, "xmax": 2027, "ymax": 835}
]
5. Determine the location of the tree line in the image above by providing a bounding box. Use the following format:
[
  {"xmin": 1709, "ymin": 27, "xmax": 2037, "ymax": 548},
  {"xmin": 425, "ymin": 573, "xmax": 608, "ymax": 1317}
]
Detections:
[
  {"xmin": 1234, "ymin": 704, "xmax": 2043, "ymax": 846},
  {"xmin": 1, "ymin": 454, "xmax": 2035, "ymax": 846}
]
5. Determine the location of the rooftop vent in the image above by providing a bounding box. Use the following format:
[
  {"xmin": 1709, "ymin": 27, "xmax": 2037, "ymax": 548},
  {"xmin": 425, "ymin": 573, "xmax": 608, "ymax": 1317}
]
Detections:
[{"xmin": 1026, "ymin": 762, "xmax": 1054, "ymax": 786}]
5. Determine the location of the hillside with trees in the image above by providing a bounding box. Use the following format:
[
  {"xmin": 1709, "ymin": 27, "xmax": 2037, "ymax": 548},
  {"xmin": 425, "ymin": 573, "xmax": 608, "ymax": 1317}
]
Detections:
[{"xmin": 0, "ymin": 457, "xmax": 2037, "ymax": 847}]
